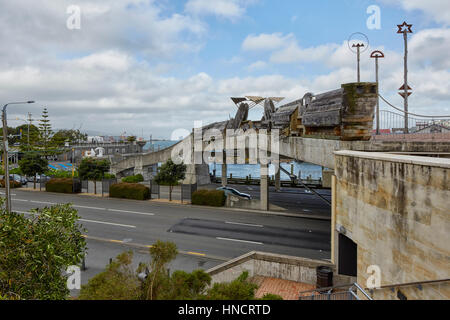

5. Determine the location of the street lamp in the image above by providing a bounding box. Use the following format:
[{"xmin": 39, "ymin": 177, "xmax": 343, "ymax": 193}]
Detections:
[
  {"xmin": 2, "ymin": 101, "xmax": 35, "ymax": 213},
  {"xmin": 370, "ymin": 50, "xmax": 385, "ymax": 135}
]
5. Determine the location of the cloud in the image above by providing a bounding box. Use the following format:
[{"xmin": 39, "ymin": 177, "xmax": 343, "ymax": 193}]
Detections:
[
  {"xmin": 246, "ymin": 60, "xmax": 267, "ymax": 71},
  {"xmin": 185, "ymin": 0, "xmax": 257, "ymax": 20},
  {"xmin": 242, "ymin": 33, "xmax": 295, "ymax": 51},
  {"xmin": 380, "ymin": 0, "xmax": 450, "ymax": 25}
]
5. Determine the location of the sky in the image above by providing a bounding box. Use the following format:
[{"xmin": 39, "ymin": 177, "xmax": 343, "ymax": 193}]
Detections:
[{"xmin": 0, "ymin": 0, "xmax": 449, "ymax": 139}]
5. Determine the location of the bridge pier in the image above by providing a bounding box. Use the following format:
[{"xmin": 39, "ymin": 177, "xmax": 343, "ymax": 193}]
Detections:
[
  {"xmin": 221, "ymin": 164, "xmax": 228, "ymax": 187},
  {"xmin": 275, "ymin": 164, "xmax": 281, "ymax": 192},
  {"xmin": 260, "ymin": 163, "xmax": 269, "ymax": 211}
]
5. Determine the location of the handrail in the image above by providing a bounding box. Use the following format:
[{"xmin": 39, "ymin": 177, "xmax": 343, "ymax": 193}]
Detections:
[
  {"xmin": 298, "ymin": 278, "xmax": 450, "ymax": 298},
  {"xmin": 371, "ymin": 278, "xmax": 450, "ymax": 291}
]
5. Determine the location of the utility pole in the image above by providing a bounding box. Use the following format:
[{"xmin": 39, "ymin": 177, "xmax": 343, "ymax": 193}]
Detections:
[
  {"xmin": 397, "ymin": 21, "xmax": 413, "ymax": 134},
  {"xmin": 370, "ymin": 50, "xmax": 385, "ymax": 135},
  {"xmin": 352, "ymin": 43, "xmax": 365, "ymax": 82}
]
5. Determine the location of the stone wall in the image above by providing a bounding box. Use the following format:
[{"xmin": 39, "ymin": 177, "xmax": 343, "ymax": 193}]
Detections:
[
  {"xmin": 334, "ymin": 151, "xmax": 450, "ymax": 300},
  {"xmin": 207, "ymin": 251, "xmax": 354, "ymax": 287}
]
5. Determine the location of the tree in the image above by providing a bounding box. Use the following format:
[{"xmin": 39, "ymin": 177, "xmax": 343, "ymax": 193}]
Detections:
[
  {"xmin": 0, "ymin": 201, "xmax": 87, "ymax": 299},
  {"xmin": 38, "ymin": 108, "xmax": 54, "ymax": 156},
  {"xmin": 127, "ymin": 136, "xmax": 137, "ymax": 143},
  {"xmin": 144, "ymin": 240, "xmax": 178, "ymax": 300},
  {"xmin": 18, "ymin": 152, "xmax": 48, "ymax": 189},
  {"xmin": 51, "ymin": 129, "xmax": 87, "ymax": 148},
  {"xmin": 78, "ymin": 158, "xmax": 111, "ymax": 194},
  {"xmin": 78, "ymin": 251, "xmax": 140, "ymax": 300},
  {"xmin": 154, "ymin": 159, "xmax": 186, "ymax": 201}
]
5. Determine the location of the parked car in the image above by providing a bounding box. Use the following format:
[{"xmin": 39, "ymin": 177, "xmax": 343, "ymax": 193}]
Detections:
[
  {"xmin": 216, "ymin": 186, "xmax": 252, "ymax": 200},
  {"xmin": 26, "ymin": 174, "xmax": 51, "ymax": 183},
  {"xmin": 10, "ymin": 174, "xmax": 28, "ymax": 186}
]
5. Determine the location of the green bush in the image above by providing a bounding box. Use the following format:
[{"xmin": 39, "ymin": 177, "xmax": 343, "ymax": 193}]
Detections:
[
  {"xmin": 191, "ymin": 190, "xmax": 226, "ymax": 207},
  {"xmin": 9, "ymin": 168, "xmax": 23, "ymax": 175},
  {"xmin": 110, "ymin": 183, "xmax": 150, "ymax": 200},
  {"xmin": 122, "ymin": 174, "xmax": 144, "ymax": 183},
  {"xmin": 45, "ymin": 178, "xmax": 81, "ymax": 193},
  {"xmin": 0, "ymin": 180, "xmax": 22, "ymax": 188}
]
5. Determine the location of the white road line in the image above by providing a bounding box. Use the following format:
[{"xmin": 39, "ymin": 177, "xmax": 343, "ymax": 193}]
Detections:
[
  {"xmin": 16, "ymin": 211, "xmax": 136, "ymax": 229},
  {"xmin": 78, "ymin": 219, "xmax": 136, "ymax": 229},
  {"xmin": 73, "ymin": 205, "xmax": 106, "ymax": 211},
  {"xmin": 216, "ymin": 237, "xmax": 263, "ymax": 245},
  {"xmin": 30, "ymin": 200, "xmax": 56, "ymax": 205},
  {"xmin": 12, "ymin": 199, "xmax": 29, "ymax": 202},
  {"xmin": 225, "ymin": 221, "xmax": 264, "ymax": 228},
  {"xmin": 108, "ymin": 209, "xmax": 155, "ymax": 216}
]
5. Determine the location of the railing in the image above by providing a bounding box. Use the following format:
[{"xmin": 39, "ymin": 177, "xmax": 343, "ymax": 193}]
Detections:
[
  {"xmin": 299, "ymin": 283, "xmax": 373, "ymax": 301},
  {"xmin": 299, "ymin": 279, "xmax": 450, "ymax": 300}
]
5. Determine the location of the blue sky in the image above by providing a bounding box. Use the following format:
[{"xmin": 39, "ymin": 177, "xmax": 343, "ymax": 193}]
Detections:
[{"xmin": 0, "ymin": 0, "xmax": 448, "ymax": 138}]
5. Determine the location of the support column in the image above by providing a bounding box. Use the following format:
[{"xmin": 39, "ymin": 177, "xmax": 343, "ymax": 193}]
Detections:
[
  {"xmin": 275, "ymin": 162, "xmax": 281, "ymax": 192},
  {"xmin": 260, "ymin": 163, "xmax": 269, "ymax": 211},
  {"xmin": 221, "ymin": 164, "xmax": 227, "ymax": 187}
]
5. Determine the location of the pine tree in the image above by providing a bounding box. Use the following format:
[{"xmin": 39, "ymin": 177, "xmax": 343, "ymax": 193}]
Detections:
[{"xmin": 38, "ymin": 108, "xmax": 55, "ymax": 157}]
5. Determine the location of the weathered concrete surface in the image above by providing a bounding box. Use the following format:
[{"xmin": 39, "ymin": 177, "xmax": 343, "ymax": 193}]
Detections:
[
  {"xmin": 111, "ymin": 133, "xmax": 450, "ymax": 175},
  {"xmin": 334, "ymin": 151, "xmax": 450, "ymax": 300},
  {"xmin": 207, "ymin": 251, "xmax": 336, "ymax": 286}
]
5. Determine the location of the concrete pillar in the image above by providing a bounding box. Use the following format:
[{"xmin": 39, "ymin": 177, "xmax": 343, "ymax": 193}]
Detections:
[
  {"xmin": 260, "ymin": 163, "xmax": 269, "ymax": 211},
  {"xmin": 275, "ymin": 168, "xmax": 281, "ymax": 192},
  {"xmin": 221, "ymin": 164, "xmax": 227, "ymax": 187}
]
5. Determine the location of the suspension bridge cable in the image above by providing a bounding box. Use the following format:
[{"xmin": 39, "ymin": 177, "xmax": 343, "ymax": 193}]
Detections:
[{"xmin": 378, "ymin": 94, "xmax": 450, "ymax": 118}]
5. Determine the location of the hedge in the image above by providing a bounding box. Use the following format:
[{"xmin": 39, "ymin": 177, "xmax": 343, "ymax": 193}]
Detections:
[
  {"xmin": 109, "ymin": 183, "xmax": 150, "ymax": 201},
  {"xmin": 45, "ymin": 178, "xmax": 81, "ymax": 194},
  {"xmin": 191, "ymin": 190, "xmax": 226, "ymax": 207},
  {"xmin": 0, "ymin": 180, "xmax": 22, "ymax": 189},
  {"xmin": 122, "ymin": 174, "xmax": 144, "ymax": 183}
]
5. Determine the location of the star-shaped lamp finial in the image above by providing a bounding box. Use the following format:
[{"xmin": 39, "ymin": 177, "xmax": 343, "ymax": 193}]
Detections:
[{"xmin": 397, "ymin": 21, "xmax": 413, "ymax": 34}]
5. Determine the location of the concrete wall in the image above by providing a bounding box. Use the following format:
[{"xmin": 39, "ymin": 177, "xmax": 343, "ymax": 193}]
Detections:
[
  {"xmin": 207, "ymin": 251, "xmax": 339, "ymax": 286},
  {"xmin": 334, "ymin": 151, "xmax": 450, "ymax": 300}
]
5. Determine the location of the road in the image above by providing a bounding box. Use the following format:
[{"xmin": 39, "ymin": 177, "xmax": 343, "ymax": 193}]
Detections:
[
  {"xmin": 5, "ymin": 189, "xmax": 332, "ymax": 293},
  {"xmin": 216, "ymin": 183, "xmax": 332, "ymax": 216}
]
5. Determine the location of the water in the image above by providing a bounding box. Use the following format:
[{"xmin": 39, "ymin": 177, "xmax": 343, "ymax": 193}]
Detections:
[{"xmin": 209, "ymin": 162, "xmax": 323, "ymax": 180}]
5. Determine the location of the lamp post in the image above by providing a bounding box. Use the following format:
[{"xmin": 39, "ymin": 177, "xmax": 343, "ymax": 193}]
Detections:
[
  {"xmin": 370, "ymin": 50, "xmax": 385, "ymax": 135},
  {"xmin": 352, "ymin": 43, "xmax": 365, "ymax": 83},
  {"xmin": 397, "ymin": 21, "xmax": 413, "ymax": 134},
  {"xmin": 2, "ymin": 101, "xmax": 35, "ymax": 213}
]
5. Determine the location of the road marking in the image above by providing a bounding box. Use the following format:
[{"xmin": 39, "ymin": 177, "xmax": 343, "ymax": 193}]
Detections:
[
  {"xmin": 73, "ymin": 205, "xmax": 106, "ymax": 211},
  {"xmin": 30, "ymin": 200, "xmax": 56, "ymax": 205},
  {"xmin": 225, "ymin": 221, "xmax": 264, "ymax": 228},
  {"xmin": 12, "ymin": 198, "xmax": 29, "ymax": 202},
  {"xmin": 216, "ymin": 237, "xmax": 263, "ymax": 245},
  {"xmin": 187, "ymin": 252, "xmax": 206, "ymax": 256},
  {"xmin": 79, "ymin": 218, "xmax": 136, "ymax": 228},
  {"xmin": 107, "ymin": 209, "xmax": 155, "ymax": 216}
]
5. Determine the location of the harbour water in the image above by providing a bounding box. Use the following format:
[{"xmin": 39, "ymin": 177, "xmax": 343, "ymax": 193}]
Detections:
[{"xmin": 209, "ymin": 162, "xmax": 323, "ymax": 180}]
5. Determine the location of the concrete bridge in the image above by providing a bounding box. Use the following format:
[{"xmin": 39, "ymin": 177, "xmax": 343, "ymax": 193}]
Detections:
[{"xmin": 110, "ymin": 81, "xmax": 450, "ymax": 211}]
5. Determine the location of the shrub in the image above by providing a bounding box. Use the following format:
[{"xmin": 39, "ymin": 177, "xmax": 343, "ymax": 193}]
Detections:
[
  {"xmin": 0, "ymin": 180, "xmax": 22, "ymax": 189},
  {"xmin": 110, "ymin": 183, "xmax": 150, "ymax": 200},
  {"xmin": 191, "ymin": 190, "xmax": 226, "ymax": 207},
  {"xmin": 122, "ymin": 174, "xmax": 144, "ymax": 183},
  {"xmin": 45, "ymin": 178, "xmax": 81, "ymax": 193}
]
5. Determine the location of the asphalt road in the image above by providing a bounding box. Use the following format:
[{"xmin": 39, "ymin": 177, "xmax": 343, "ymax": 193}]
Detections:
[
  {"xmin": 5, "ymin": 189, "xmax": 331, "ymax": 294},
  {"xmin": 215, "ymin": 183, "xmax": 332, "ymax": 216}
]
